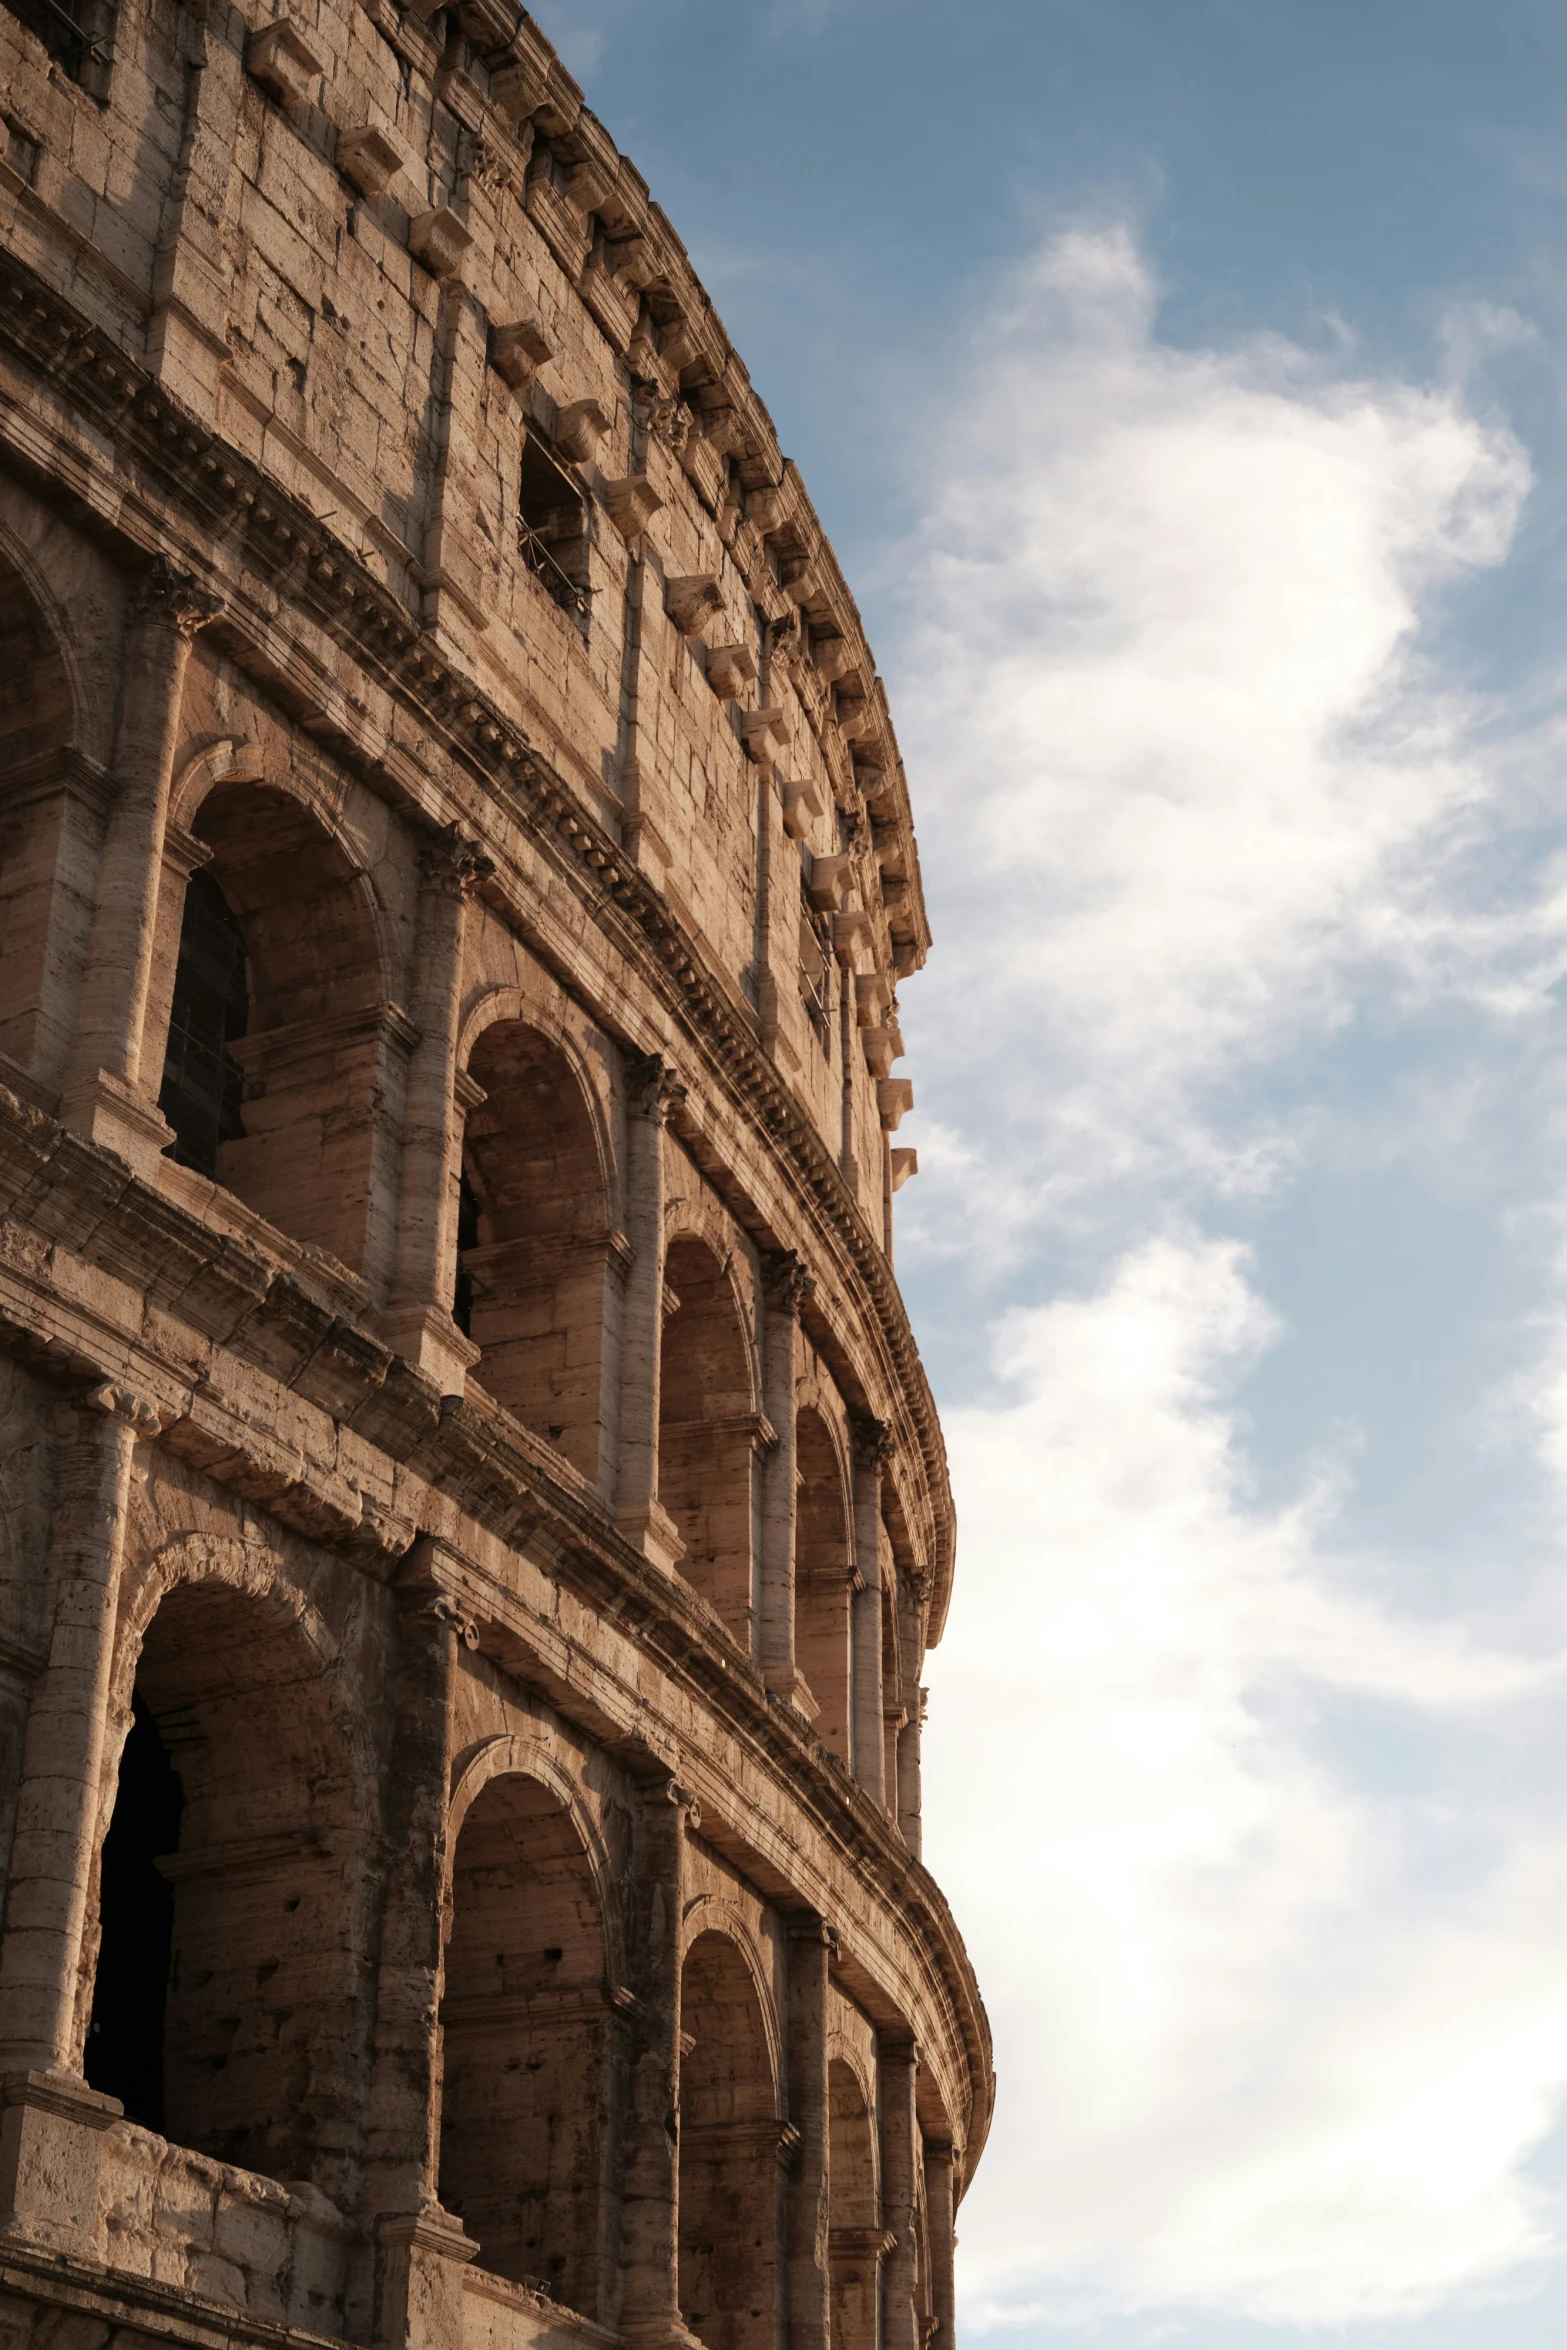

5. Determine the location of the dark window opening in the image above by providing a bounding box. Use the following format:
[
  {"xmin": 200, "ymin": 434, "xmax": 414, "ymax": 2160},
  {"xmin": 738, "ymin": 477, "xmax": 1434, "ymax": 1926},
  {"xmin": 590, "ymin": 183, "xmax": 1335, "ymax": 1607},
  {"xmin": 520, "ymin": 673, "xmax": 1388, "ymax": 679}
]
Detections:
[
  {"xmin": 85, "ymin": 1692, "xmax": 183, "ymax": 2131},
  {"xmin": 453, "ymin": 1165, "xmax": 481, "ymax": 1336},
  {"xmin": 518, "ymin": 429, "xmax": 589, "ymax": 621},
  {"xmin": 159, "ymin": 869, "xmax": 249, "ymax": 1177},
  {"xmin": 2, "ymin": 0, "xmax": 110, "ymax": 85},
  {"xmin": 800, "ymin": 891, "xmax": 833, "ymax": 1056}
]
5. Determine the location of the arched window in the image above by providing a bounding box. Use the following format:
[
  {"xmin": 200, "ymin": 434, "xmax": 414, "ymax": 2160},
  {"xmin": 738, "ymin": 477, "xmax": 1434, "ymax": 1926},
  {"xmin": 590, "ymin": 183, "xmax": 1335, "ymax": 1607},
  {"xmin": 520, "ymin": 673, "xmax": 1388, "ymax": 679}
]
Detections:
[
  {"xmin": 659, "ymin": 1239, "xmax": 758, "ymax": 1645},
  {"xmin": 437, "ymin": 1773, "xmax": 610, "ymax": 2314},
  {"xmin": 156, "ymin": 780, "xmax": 391, "ymax": 1275},
  {"xmin": 0, "ymin": 550, "xmax": 81, "ymax": 1093},
  {"xmin": 458, "ymin": 1022, "xmax": 617, "ymax": 1484},
  {"xmin": 794, "ymin": 1408, "xmax": 853, "ymax": 1760},
  {"xmin": 827, "ymin": 2057, "xmax": 884, "ymax": 2350},
  {"xmin": 86, "ymin": 1579, "xmax": 364, "ymax": 2206},
  {"xmin": 678, "ymin": 1931, "xmax": 782, "ymax": 2350},
  {"xmin": 158, "ymin": 869, "xmax": 248, "ymax": 1175}
]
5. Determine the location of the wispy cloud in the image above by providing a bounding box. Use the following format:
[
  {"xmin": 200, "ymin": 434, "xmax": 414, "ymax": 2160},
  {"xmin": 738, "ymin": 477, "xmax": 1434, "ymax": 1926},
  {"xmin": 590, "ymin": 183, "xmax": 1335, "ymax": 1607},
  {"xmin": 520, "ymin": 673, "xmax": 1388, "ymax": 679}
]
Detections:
[
  {"xmin": 892, "ymin": 223, "xmax": 1540, "ymax": 1257},
  {"xmin": 925, "ymin": 1235, "xmax": 1567, "ymax": 2330},
  {"xmin": 893, "ymin": 223, "xmax": 1567, "ymax": 2335}
]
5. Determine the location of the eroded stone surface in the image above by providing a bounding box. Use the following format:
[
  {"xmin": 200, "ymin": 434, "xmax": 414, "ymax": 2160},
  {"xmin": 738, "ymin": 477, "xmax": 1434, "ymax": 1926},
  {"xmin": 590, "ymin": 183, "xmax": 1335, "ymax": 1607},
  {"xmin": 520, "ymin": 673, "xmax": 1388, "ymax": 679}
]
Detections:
[{"xmin": 0, "ymin": 5, "xmax": 990, "ymax": 2348}]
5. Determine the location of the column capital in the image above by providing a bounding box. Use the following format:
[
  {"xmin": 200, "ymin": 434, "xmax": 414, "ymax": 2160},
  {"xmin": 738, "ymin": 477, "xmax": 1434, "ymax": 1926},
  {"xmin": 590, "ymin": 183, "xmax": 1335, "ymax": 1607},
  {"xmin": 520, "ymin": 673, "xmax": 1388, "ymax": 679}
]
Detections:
[
  {"xmin": 418, "ymin": 824, "xmax": 495, "ymax": 896},
  {"xmin": 131, "ymin": 552, "xmax": 223, "ymax": 638},
  {"xmin": 764, "ymin": 1248, "xmax": 815, "ymax": 1315},
  {"xmin": 85, "ymin": 1379, "xmax": 171, "ymax": 1436},
  {"xmin": 852, "ymin": 1415, "xmax": 895, "ymax": 1468},
  {"xmin": 627, "ymin": 1050, "xmax": 686, "ymax": 1124}
]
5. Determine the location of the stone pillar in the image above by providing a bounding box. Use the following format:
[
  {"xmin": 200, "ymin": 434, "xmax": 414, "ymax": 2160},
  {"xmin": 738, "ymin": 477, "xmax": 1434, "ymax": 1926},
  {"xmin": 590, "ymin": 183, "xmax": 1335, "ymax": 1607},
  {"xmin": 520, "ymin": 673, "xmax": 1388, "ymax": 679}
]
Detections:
[
  {"xmin": 61, "ymin": 557, "xmax": 221, "ymax": 1174},
  {"xmin": 616, "ymin": 1054, "xmax": 686, "ymax": 1573},
  {"xmin": 785, "ymin": 1914, "xmax": 833, "ymax": 2350},
  {"xmin": 0, "ymin": 1384, "xmax": 163, "ymax": 2258},
  {"xmin": 850, "ymin": 1421, "xmax": 891, "ymax": 1807},
  {"xmin": 760, "ymin": 1251, "xmax": 813, "ymax": 1702},
  {"xmin": 620, "ymin": 1776, "xmax": 701, "ymax": 2350},
  {"xmin": 0, "ymin": 1382, "xmax": 162, "ymax": 2074},
  {"xmin": 383, "ymin": 830, "xmax": 493, "ymax": 1392},
  {"xmin": 361, "ymin": 1544, "xmax": 479, "ymax": 2350},
  {"xmin": 878, "ymin": 2036, "xmax": 921, "ymax": 2350},
  {"xmin": 924, "ymin": 2141, "xmax": 957, "ymax": 2350},
  {"xmin": 896, "ymin": 1690, "xmax": 926, "ymax": 1860}
]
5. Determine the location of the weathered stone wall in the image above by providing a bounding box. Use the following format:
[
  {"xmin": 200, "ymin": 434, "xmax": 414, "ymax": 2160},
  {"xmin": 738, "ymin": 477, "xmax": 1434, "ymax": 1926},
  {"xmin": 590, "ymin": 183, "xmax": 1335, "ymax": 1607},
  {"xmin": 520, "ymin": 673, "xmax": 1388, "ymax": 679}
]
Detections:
[{"xmin": 0, "ymin": 2, "xmax": 987, "ymax": 2348}]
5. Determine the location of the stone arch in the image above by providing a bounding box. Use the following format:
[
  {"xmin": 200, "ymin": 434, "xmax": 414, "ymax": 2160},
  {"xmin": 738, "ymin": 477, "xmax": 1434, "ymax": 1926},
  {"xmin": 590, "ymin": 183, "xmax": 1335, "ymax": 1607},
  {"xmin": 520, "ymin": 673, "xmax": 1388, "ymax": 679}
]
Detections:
[
  {"xmin": 677, "ymin": 1924, "xmax": 789, "ymax": 2350},
  {"xmin": 660, "ymin": 1232, "xmax": 763, "ymax": 1645},
  {"xmin": 155, "ymin": 765, "xmax": 399, "ymax": 1276},
  {"xmin": 436, "ymin": 1738, "xmax": 618, "ymax": 2313},
  {"xmin": 795, "ymin": 1402, "xmax": 854, "ymax": 1761},
  {"xmin": 87, "ymin": 1534, "xmax": 370, "ymax": 2209},
  {"xmin": 679, "ymin": 1895, "xmax": 785, "ymax": 2117},
  {"xmin": 455, "ymin": 998, "xmax": 622, "ymax": 1486},
  {"xmin": 446, "ymin": 1731, "xmax": 626, "ymax": 1992}
]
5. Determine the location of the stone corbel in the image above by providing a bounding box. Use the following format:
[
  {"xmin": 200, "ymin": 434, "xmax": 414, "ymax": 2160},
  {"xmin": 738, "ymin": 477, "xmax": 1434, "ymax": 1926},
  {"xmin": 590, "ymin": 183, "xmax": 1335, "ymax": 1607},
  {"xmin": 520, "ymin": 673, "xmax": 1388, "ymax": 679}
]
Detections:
[
  {"xmin": 562, "ymin": 156, "xmax": 614, "ymax": 215},
  {"xmin": 555, "ymin": 396, "xmax": 611, "ymax": 461},
  {"xmin": 891, "ymin": 1146, "xmax": 918, "ymax": 1190},
  {"xmin": 705, "ymin": 642, "xmax": 756, "ymax": 702},
  {"xmin": 806, "ymin": 853, "xmax": 852, "ymax": 912},
  {"xmin": 606, "ymin": 230, "xmax": 655, "ymax": 286},
  {"xmin": 855, "ymin": 971, "xmax": 892, "ymax": 1027},
  {"xmin": 601, "ymin": 475, "xmax": 663, "ymax": 543},
  {"xmin": 832, "ymin": 906, "xmax": 872, "ymax": 963},
  {"xmin": 812, "ymin": 633, "xmax": 855, "ymax": 682},
  {"xmin": 246, "ymin": 20, "xmax": 322, "ymax": 102},
  {"xmin": 664, "ymin": 574, "xmax": 725, "ymax": 635},
  {"xmin": 737, "ymin": 706, "xmax": 789, "ymax": 763},
  {"xmin": 490, "ymin": 316, "xmax": 554, "ymax": 391},
  {"xmin": 409, "ymin": 207, "xmax": 472, "ymax": 281},
  {"xmin": 777, "ymin": 775, "xmax": 824, "ymax": 840},
  {"xmin": 861, "ymin": 1022, "xmax": 905, "ymax": 1078},
  {"xmin": 877, "ymin": 1077, "xmax": 914, "ymax": 1130},
  {"xmin": 835, "ymin": 690, "xmax": 878, "ymax": 744},
  {"xmin": 337, "ymin": 125, "xmax": 405, "ymax": 199}
]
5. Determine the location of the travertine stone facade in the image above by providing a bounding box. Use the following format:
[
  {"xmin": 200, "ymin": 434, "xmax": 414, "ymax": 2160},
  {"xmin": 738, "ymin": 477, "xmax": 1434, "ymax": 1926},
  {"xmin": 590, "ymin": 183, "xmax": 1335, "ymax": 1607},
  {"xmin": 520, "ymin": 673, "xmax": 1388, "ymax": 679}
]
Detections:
[{"xmin": 0, "ymin": 5, "xmax": 991, "ymax": 2350}]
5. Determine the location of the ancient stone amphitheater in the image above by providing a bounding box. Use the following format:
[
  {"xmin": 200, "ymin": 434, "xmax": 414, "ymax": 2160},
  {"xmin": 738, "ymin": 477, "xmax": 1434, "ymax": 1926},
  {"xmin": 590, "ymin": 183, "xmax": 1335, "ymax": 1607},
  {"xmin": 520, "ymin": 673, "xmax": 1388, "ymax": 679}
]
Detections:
[{"xmin": 0, "ymin": 7, "xmax": 992, "ymax": 2350}]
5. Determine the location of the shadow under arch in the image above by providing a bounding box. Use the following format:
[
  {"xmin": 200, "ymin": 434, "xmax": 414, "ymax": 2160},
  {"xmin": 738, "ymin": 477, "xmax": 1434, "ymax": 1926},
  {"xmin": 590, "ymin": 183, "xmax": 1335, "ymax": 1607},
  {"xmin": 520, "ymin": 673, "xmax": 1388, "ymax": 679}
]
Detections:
[
  {"xmin": 156, "ymin": 771, "xmax": 399, "ymax": 1277},
  {"xmin": 88, "ymin": 1535, "xmax": 371, "ymax": 2208},
  {"xmin": 436, "ymin": 1742, "xmax": 620, "ymax": 2314},
  {"xmin": 659, "ymin": 1233, "xmax": 763, "ymax": 1646},
  {"xmin": 677, "ymin": 1924, "xmax": 790, "ymax": 2350},
  {"xmin": 456, "ymin": 1004, "xmax": 622, "ymax": 1487},
  {"xmin": 794, "ymin": 1404, "xmax": 854, "ymax": 1761}
]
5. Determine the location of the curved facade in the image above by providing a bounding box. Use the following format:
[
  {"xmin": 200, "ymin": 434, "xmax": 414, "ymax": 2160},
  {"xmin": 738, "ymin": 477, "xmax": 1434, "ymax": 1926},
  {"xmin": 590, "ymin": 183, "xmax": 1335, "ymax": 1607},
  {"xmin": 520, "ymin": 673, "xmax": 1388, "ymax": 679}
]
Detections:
[{"xmin": 0, "ymin": 8, "xmax": 991, "ymax": 2350}]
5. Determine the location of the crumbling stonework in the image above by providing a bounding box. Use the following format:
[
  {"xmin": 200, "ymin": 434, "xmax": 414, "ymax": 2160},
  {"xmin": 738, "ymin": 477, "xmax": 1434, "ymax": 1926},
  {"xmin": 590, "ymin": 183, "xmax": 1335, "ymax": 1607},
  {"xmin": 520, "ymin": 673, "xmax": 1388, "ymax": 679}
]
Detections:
[{"xmin": 0, "ymin": 6, "xmax": 991, "ymax": 2350}]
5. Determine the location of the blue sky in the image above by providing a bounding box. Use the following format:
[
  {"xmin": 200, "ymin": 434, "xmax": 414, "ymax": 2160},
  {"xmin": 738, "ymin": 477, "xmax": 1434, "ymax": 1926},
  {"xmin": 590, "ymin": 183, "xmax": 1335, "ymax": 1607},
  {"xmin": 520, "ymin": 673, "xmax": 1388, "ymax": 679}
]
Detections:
[{"xmin": 539, "ymin": 6, "xmax": 1567, "ymax": 2344}]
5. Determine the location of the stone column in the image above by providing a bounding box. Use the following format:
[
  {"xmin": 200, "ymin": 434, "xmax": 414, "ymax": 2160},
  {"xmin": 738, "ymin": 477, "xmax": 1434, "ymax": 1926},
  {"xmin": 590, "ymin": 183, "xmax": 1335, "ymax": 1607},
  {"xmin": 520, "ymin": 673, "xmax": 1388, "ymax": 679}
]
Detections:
[
  {"xmin": 361, "ymin": 1543, "xmax": 479, "ymax": 2350},
  {"xmin": 0, "ymin": 1384, "xmax": 163, "ymax": 2258},
  {"xmin": 61, "ymin": 557, "xmax": 221, "ymax": 1174},
  {"xmin": 785, "ymin": 1914, "xmax": 833, "ymax": 2350},
  {"xmin": 850, "ymin": 1421, "xmax": 891, "ymax": 1807},
  {"xmin": 620, "ymin": 1776, "xmax": 701, "ymax": 2350},
  {"xmin": 878, "ymin": 2036, "xmax": 921, "ymax": 2350},
  {"xmin": 924, "ymin": 2141, "xmax": 957, "ymax": 2350},
  {"xmin": 616, "ymin": 1054, "xmax": 686, "ymax": 1573},
  {"xmin": 0, "ymin": 1381, "xmax": 164, "ymax": 2073},
  {"xmin": 896, "ymin": 1690, "xmax": 926, "ymax": 1860},
  {"xmin": 383, "ymin": 830, "xmax": 493, "ymax": 1392},
  {"xmin": 759, "ymin": 1252, "xmax": 812, "ymax": 1702}
]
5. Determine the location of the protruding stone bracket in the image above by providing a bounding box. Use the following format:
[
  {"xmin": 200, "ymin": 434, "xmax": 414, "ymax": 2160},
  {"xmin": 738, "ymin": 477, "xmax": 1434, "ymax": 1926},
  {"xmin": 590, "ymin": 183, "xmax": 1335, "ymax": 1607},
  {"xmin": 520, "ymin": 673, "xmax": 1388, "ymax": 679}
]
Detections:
[
  {"xmin": 338, "ymin": 126, "xmax": 406, "ymax": 199},
  {"xmin": 246, "ymin": 20, "xmax": 323, "ymax": 102},
  {"xmin": 490, "ymin": 317, "xmax": 554, "ymax": 391}
]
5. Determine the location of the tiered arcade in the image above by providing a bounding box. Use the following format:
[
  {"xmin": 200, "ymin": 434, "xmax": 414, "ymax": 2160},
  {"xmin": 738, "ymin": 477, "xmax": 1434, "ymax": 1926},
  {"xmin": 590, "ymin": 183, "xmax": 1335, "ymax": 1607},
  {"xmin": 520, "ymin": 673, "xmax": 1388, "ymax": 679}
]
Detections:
[{"xmin": 0, "ymin": 7, "xmax": 991, "ymax": 2350}]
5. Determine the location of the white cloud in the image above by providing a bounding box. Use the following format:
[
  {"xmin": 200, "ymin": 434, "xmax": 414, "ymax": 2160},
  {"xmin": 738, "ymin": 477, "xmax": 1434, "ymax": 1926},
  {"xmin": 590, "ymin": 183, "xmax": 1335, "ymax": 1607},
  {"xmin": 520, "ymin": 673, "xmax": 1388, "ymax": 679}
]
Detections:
[
  {"xmin": 891, "ymin": 224, "xmax": 1537, "ymax": 1250},
  {"xmin": 923, "ymin": 1235, "xmax": 1567, "ymax": 2329}
]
